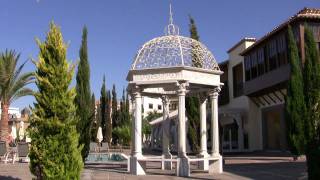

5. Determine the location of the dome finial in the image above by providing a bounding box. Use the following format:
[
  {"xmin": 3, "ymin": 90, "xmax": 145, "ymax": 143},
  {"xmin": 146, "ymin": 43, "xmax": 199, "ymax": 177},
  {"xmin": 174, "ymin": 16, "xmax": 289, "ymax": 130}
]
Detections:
[
  {"xmin": 165, "ymin": 3, "xmax": 179, "ymax": 35},
  {"xmin": 169, "ymin": 3, "xmax": 173, "ymax": 25}
]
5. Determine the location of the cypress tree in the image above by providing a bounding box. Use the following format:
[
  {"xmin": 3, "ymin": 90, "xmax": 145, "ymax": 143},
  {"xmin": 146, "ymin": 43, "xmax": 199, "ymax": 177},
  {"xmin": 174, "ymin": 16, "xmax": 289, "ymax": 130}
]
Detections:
[
  {"xmin": 125, "ymin": 91, "xmax": 130, "ymax": 113},
  {"xmin": 303, "ymin": 26, "xmax": 320, "ymax": 179},
  {"xmin": 285, "ymin": 26, "xmax": 306, "ymax": 157},
  {"xmin": 112, "ymin": 84, "xmax": 118, "ymax": 123},
  {"xmin": 100, "ymin": 76, "xmax": 107, "ymax": 141},
  {"xmin": 121, "ymin": 88, "xmax": 126, "ymax": 112},
  {"xmin": 189, "ymin": 15, "xmax": 202, "ymax": 68},
  {"xmin": 111, "ymin": 84, "xmax": 119, "ymax": 144},
  {"xmin": 114, "ymin": 88, "xmax": 132, "ymax": 145},
  {"xmin": 189, "ymin": 16, "xmax": 199, "ymax": 40},
  {"xmin": 75, "ymin": 26, "xmax": 92, "ymax": 160},
  {"xmin": 28, "ymin": 22, "xmax": 83, "ymax": 179},
  {"xmin": 186, "ymin": 15, "xmax": 201, "ymax": 153},
  {"xmin": 90, "ymin": 93, "xmax": 98, "ymax": 141},
  {"xmin": 304, "ymin": 27, "xmax": 320, "ymax": 141},
  {"xmin": 106, "ymin": 90, "xmax": 112, "ymax": 144}
]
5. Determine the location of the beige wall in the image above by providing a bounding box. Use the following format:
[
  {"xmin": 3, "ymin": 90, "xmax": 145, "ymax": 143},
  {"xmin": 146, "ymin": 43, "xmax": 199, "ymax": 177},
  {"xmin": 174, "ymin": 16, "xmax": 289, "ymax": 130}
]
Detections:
[
  {"xmin": 219, "ymin": 39, "xmax": 263, "ymax": 151},
  {"xmin": 247, "ymin": 99, "xmax": 263, "ymax": 150}
]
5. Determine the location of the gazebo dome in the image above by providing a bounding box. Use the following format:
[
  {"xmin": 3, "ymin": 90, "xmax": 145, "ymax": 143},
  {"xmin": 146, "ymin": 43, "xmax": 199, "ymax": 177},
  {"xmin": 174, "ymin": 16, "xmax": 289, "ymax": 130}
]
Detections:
[
  {"xmin": 127, "ymin": 5, "xmax": 223, "ymax": 177},
  {"xmin": 131, "ymin": 35, "xmax": 220, "ymax": 71}
]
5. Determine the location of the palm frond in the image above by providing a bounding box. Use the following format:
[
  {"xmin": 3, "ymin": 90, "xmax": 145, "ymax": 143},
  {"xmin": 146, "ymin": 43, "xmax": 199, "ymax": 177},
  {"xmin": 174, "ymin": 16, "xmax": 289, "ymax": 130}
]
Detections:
[
  {"xmin": 0, "ymin": 49, "xmax": 34, "ymax": 104},
  {"xmin": 10, "ymin": 88, "xmax": 34, "ymax": 104},
  {"xmin": 8, "ymin": 72, "xmax": 35, "ymax": 100}
]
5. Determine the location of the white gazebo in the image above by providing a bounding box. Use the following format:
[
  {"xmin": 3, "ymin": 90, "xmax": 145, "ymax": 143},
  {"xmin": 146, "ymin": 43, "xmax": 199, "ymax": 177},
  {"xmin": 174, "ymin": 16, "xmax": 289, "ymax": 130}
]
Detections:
[{"xmin": 126, "ymin": 5, "xmax": 223, "ymax": 177}]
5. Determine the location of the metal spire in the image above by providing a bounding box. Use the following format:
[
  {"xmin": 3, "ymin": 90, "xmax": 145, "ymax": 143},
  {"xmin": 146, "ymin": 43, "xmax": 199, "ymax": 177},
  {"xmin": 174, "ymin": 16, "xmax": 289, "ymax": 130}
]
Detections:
[
  {"xmin": 165, "ymin": 3, "xmax": 179, "ymax": 35},
  {"xmin": 169, "ymin": 3, "xmax": 173, "ymax": 25}
]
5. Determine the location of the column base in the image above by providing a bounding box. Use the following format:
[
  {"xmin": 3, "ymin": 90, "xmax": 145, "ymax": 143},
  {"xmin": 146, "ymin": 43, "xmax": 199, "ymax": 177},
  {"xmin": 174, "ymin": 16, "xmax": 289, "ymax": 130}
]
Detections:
[
  {"xmin": 129, "ymin": 156, "xmax": 146, "ymax": 175},
  {"xmin": 161, "ymin": 153, "xmax": 173, "ymax": 170},
  {"xmin": 197, "ymin": 152, "xmax": 209, "ymax": 171},
  {"xmin": 209, "ymin": 155, "xmax": 223, "ymax": 174},
  {"xmin": 176, "ymin": 157, "xmax": 190, "ymax": 177}
]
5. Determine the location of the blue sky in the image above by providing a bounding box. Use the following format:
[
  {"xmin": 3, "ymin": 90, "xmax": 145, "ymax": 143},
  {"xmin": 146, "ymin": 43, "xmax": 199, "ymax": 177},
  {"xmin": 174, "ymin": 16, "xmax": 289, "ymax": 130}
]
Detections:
[{"xmin": 1, "ymin": 0, "xmax": 319, "ymax": 109}]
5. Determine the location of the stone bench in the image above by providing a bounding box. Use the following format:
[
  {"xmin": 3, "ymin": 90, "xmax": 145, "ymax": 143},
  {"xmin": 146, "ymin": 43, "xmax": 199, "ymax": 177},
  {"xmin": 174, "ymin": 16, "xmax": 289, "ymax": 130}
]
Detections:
[{"xmin": 128, "ymin": 156, "xmax": 178, "ymax": 174}]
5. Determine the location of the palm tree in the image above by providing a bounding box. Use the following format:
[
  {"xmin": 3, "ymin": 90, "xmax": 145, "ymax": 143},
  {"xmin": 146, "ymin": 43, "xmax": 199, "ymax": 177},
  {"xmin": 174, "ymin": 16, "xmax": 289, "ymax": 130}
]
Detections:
[{"xmin": 0, "ymin": 50, "xmax": 34, "ymax": 142}]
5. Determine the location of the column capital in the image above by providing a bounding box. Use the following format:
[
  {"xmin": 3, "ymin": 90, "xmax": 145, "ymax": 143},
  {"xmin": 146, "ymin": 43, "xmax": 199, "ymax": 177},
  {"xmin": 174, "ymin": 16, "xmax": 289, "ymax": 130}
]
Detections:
[
  {"xmin": 176, "ymin": 82, "xmax": 188, "ymax": 96},
  {"xmin": 208, "ymin": 87, "xmax": 221, "ymax": 97},
  {"xmin": 198, "ymin": 92, "xmax": 208, "ymax": 103},
  {"xmin": 131, "ymin": 86, "xmax": 142, "ymax": 98},
  {"xmin": 161, "ymin": 95, "xmax": 170, "ymax": 105}
]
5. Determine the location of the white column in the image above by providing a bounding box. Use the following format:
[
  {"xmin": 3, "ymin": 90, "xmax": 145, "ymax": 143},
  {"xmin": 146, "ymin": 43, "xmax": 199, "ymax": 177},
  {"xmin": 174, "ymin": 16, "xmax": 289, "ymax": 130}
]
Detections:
[
  {"xmin": 208, "ymin": 87, "xmax": 223, "ymax": 174},
  {"xmin": 130, "ymin": 87, "xmax": 146, "ymax": 175},
  {"xmin": 178, "ymin": 85, "xmax": 187, "ymax": 157},
  {"xmin": 176, "ymin": 82, "xmax": 190, "ymax": 177},
  {"xmin": 209, "ymin": 88, "xmax": 220, "ymax": 156},
  {"xmin": 198, "ymin": 95, "xmax": 209, "ymax": 171},
  {"xmin": 199, "ymin": 96, "xmax": 209, "ymax": 156},
  {"xmin": 161, "ymin": 96, "xmax": 170, "ymax": 154},
  {"xmin": 161, "ymin": 95, "xmax": 172, "ymax": 170},
  {"xmin": 130, "ymin": 97, "xmax": 136, "ymax": 154},
  {"xmin": 132, "ymin": 91, "xmax": 143, "ymax": 157}
]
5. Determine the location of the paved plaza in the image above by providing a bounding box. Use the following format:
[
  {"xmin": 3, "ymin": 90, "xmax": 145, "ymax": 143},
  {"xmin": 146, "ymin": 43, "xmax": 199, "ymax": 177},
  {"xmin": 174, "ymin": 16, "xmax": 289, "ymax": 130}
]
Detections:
[{"xmin": 0, "ymin": 153, "xmax": 307, "ymax": 180}]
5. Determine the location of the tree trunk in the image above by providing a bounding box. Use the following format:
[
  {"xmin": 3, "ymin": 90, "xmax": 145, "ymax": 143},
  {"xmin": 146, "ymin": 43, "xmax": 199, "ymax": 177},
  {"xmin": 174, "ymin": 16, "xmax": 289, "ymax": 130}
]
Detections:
[{"xmin": 0, "ymin": 102, "xmax": 9, "ymax": 143}]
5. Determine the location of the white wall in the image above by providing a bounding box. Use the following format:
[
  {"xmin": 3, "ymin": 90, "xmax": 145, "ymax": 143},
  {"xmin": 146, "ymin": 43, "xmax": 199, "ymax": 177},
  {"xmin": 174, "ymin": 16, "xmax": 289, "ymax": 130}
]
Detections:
[
  {"xmin": 141, "ymin": 96, "xmax": 162, "ymax": 118},
  {"xmin": 0, "ymin": 103, "xmax": 21, "ymax": 118}
]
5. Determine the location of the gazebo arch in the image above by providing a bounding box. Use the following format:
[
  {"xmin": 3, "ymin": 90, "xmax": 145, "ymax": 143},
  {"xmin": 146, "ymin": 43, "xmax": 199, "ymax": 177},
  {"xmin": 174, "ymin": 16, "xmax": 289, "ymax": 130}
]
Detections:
[{"xmin": 126, "ymin": 5, "xmax": 223, "ymax": 177}]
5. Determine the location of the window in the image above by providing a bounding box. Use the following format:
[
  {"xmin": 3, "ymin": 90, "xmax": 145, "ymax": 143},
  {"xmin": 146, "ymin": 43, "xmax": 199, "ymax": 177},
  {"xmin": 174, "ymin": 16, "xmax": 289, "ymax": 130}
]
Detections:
[
  {"xmin": 158, "ymin": 105, "xmax": 162, "ymax": 110},
  {"xmin": 264, "ymin": 46, "xmax": 269, "ymax": 72},
  {"xmin": 267, "ymin": 39, "xmax": 278, "ymax": 71},
  {"xmin": 169, "ymin": 103, "xmax": 177, "ymax": 110},
  {"xmin": 250, "ymin": 52, "xmax": 258, "ymax": 79},
  {"xmin": 277, "ymin": 34, "xmax": 287, "ymax": 66},
  {"xmin": 148, "ymin": 103, "xmax": 153, "ymax": 109},
  {"xmin": 244, "ymin": 55, "xmax": 251, "ymax": 81},
  {"xmin": 257, "ymin": 48, "xmax": 265, "ymax": 75},
  {"xmin": 309, "ymin": 23, "xmax": 320, "ymax": 41},
  {"xmin": 232, "ymin": 63, "xmax": 244, "ymax": 98}
]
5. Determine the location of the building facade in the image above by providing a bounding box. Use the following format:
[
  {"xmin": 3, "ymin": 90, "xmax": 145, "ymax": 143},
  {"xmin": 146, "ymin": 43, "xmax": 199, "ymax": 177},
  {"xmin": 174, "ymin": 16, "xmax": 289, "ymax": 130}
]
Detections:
[
  {"xmin": 220, "ymin": 8, "xmax": 320, "ymax": 152},
  {"xmin": 141, "ymin": 96, "xmax": 163, "ymax": 117}
]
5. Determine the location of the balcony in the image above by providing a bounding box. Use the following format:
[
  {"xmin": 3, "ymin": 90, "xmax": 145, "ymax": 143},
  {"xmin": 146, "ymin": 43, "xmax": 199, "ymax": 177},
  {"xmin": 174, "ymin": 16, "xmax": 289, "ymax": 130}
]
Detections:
[{"xmin": 244, "ymin": 64, "xmax": 290, "ymax": 96}]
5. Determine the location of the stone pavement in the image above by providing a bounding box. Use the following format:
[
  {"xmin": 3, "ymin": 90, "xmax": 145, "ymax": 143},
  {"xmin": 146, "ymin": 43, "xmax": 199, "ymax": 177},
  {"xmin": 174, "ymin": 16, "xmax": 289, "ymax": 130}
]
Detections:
[{"xmin": 0, "ymin": 154, "xmax": 307, "ymax": 180}]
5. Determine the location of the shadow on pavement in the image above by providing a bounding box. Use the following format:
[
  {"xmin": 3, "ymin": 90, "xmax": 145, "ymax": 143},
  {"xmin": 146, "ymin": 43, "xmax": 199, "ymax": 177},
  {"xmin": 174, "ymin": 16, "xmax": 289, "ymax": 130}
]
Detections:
[
  {"xmin": 0, "ymin": 176, "xmax": 21, "ymax": 180},
  {"xmin": 224, "ymin": 161, "xmax": 307, "ymax": 180}
]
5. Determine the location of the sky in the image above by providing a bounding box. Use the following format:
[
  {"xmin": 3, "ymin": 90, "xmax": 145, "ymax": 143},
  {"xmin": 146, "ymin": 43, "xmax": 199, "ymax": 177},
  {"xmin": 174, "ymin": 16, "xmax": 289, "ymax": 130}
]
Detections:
[{"xmin": 1, "ymin": 0, "xmax": 319, "ymax": 109}]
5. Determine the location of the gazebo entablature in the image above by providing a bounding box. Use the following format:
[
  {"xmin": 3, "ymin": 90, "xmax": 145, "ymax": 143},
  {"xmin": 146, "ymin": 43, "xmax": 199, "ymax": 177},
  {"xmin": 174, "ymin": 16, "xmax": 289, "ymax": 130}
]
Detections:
[{"xmin": 127, "ymin": 66, "xmax": 223, "ymax": 96}]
